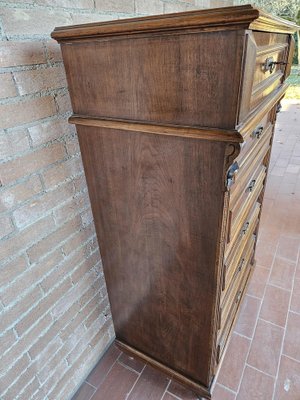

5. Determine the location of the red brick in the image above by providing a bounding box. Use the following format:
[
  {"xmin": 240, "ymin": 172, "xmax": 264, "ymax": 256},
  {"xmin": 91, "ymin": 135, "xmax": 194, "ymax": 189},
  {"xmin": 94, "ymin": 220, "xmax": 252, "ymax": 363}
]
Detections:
[
  {"xmin": 54, "ymin": 191, "xmax": 89, "ymax": 225},
  {"xmin": 0, "ymin": 8, "xmax": 72, "ymax": 36},
  {"xmin": 0, "ymin": 142, "xmax": 66, "ymax": 185},
  {"xmin": 0, "ymin": 215, "xmax": 56, "ymax": 264},
  {"xmin": 27, "ymin": 215, "xmax": 82, "ymax": 263},
  {"xmin": 28, "ymin": 301, "xmax": 80, "ymax": 360},
  {"xmin": 36, "ymin": 0, "xmax": 94, "ymax": 8},
  {"xmin": 0, "ymin": 175, "xmax": 43, "ymax": 213},
  {"xmin": 135, "ymin": 0, "xmax": 163, "ymax": 14},
  {"xmin": 51, "ymin": 268, "xmax": 97, "ymax": 319},
  {"xmin": 0, "ymin": 214, "xmax": 14, "ymax": 239},
  {"xmin": 70, "ymin": 13, "xmax": 113, "ymax": 25},
  {"xmin": 95, "ymin": 0, "xmax": 134, "ymax": 12},
  {"xmin": 40, "ymin": 246, "xmax": 88, "ymax": 294},
  {"xmin": 0, "ymin": 313, "xmax": 52, "ymax": 376},
  {"xmin": 0, "ymin": 129, "xmax": 31, "ymax": 160},
  {"xmin": 61, "ymin": 222, "xmax": 95, "ymax": 256},
  {"xmin": 13, "ymin": 181, "xmax": 75, "ymax": 228},
  {"xmin": 28, "ymin": 118, "xmax": 70, "ymax": 147},
  {"xmin": 0, "ymin": 41, "xmax": 46, "ymax": 67},
  {"xmin": 17, "ymin": 377, "xmax": 40, "ymax": 400},
  {"xmin": 14, "ymin": 65, "xmax": 67, "ymax": 96},
  {"xmin": 15, "ymin": 277, "xmax": 73, "ymax": 336},
  {"xmin": 55, "ymin": 91, "xmax": 72, "ymax": 114},
  {"xmin": 45, "ymin": 40, "xmax": 62, "ymax": 63},
  {"xmin": 0, "ymin": 250, "xmax": 63, "ymax": 306},
  {"xmin": 0, "ymin": 96, "xmax": 56, "ymax": 129},
  {"xmin": 0, "ymin": 329, "xmax": 16, "ymax": 352},
  {"xmin": 65, "ymin": 136, "xmax": 80, "ymax": 156},
  {"xmin": 0, "ymin": 255, "xmax": 27, "ymax": 288},
  {"xmin": 0, "ymin": 73, "xmax": 17, "ymax": 98},
  {"xmin": 2, "ymin": 361, "xmax": 38, "ymax": 400},
  {"xmin": 0, "ymin": 353, "xmax": 30, "ymax": 394},
  {"xmin": 0, "ymin": 286, "xmax": 43, "ymax": 333},
  {"xmin": 43, "ymin": 156, "xmax": 83, "ymax": 188}
]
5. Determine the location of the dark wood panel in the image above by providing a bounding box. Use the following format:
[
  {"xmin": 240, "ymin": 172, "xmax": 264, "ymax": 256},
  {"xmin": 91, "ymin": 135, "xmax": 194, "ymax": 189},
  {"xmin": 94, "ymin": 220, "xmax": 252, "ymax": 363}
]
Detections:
[
  {"xmin": 62, "ymin": 30, "xmax": 245, "ymax": 129},
  {"xmin": 77, "ymin": 125, "xmax": 227, "ymax": 386}
]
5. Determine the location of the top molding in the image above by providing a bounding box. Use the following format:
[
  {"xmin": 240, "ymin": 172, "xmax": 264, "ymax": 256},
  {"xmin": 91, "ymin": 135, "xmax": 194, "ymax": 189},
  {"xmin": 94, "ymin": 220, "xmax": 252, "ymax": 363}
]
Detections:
[{"xmin": 51, "ymin": 4, "xmax": 299, "ymax": 42}]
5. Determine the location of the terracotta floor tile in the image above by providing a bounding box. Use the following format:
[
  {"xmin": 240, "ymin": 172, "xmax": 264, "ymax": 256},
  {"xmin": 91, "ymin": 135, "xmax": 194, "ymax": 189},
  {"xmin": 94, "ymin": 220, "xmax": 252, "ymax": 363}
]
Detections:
[
  {"xmin": 127, "ymin": 365, "xmax": 169, "ymax": 400},
  {"xmin": 118, "ymin": 352, "xmax": 145, "ymax": 373},
  {"xmin": 290, "ymin": 278, "xmax": 300, "ymax": 313},
  {"xmin": 254, "ymin": 241, "xmax": 277, "ymax": 268},
  {"xmin": 247, "ymin": 319, "xmax": 284, "ymax": 376},
  {"xmin": 167, "ymin": 380, "xmax": 198, "ymax": 399},
  {"xmin": 259, "ymin": 284, "xmax": 290, "ymax": 327},
  {"xmin": 236, "ymin": 366, "xmax": 274, "ymax": 400},
  {"xmin": 162, "ymin": 393, "xmax": 177, "ymax": 400},
  {"xmin": 283, "ymin": 312, "xmax": 300, "ymax": 362},
  {"xmin": 274, "ymin": 355, "xmax": 300, "ymax": 400},
  {"xmin": 246, "ymin": 266, "xmax": 269, "ymax": 298},
  {"xmin": 294, "ymin": 260, "xmax": 300, "ymax": 280},
  {"xmin": 277, "ymin": 235, "xmax": 300, "ymax": 262},
  {"xmin": 217, "ymin": 333, "xmax": 250, "ymax": 392},
  {"xmin": 234, "ymin": 295, "xmax": 261, "ymax": 338},
  {"xmin": 212, "ymin": 384, "xmax": 236, "ymax": 400},
  {"xmin": 91, "ymin": 362, "xmax": 138, "ymax": 400},
  {"xmin": 87, "ymin": 344, "xmax": 121, "ymax": 388},
  {"xmin": 268, "ymin": 257, "xmax": 296, "ymax": 290},
  {"xmin": 71, "ymin": 382, "xmax": 96, "ymax": 400}
]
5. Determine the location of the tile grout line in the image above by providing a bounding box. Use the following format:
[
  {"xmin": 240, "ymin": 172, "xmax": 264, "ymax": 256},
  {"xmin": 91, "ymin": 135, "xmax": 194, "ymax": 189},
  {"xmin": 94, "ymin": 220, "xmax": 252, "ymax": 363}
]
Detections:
[
  {"xmin": 234, "ymin": 239, "xmax": 280, "ymax": 398},
  {"xmin": 271, "ymin": 245, "xmax": 300, "ymax": 400},
  {"xmin": 244, "ymin": 363, "xmax": 276, "ymax": 379},
  {"xmin": 159, "ymin": 378, "xmax": 172, "ymax": 400},
  {"xmin": 125, "ymin": 362, "xmax": 147, "ymax": 399}
]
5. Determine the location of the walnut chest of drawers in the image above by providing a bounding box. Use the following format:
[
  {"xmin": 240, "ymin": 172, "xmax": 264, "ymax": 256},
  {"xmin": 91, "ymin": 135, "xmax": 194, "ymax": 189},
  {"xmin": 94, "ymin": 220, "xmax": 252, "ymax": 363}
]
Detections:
[{"xmin": 52, "ymin": 5, "xmax": 298, "ymax": 399}]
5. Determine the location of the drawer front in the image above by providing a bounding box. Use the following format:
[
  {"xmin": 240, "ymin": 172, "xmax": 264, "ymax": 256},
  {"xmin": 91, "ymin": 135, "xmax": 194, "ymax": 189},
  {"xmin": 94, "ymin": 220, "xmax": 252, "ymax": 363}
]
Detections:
[
  {"xmin": 219, "ymin": 234, "xmax": 255, "ymax": 335},
  {"xmin": 238, "ymin": 31, "xmax": 291, "ymax": 122},
  {"xmin": 229, "ymin": 121, "xmax": 273, "ymax": 202},
  {"xmin": 222, "ymin": 203, "xmax": 260, "ymax": 298},
  {"xmin": 229, "ymin": 165, "xmax": 266, "ymax": 236},
  {"xmin": 237, "ymin": 109, "xmax": 272, "ymax": 163},
  {"xmin": 217, "ymin": 248, "xmax": 253, "ymax": 364}
]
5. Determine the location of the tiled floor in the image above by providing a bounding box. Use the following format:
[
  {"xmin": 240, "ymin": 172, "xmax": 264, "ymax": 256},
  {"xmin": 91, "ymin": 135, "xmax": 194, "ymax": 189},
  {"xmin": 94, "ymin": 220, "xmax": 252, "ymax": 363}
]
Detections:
[{"xmin": 72, "ymin": 101, "xmax": 300, "ymax": 400}]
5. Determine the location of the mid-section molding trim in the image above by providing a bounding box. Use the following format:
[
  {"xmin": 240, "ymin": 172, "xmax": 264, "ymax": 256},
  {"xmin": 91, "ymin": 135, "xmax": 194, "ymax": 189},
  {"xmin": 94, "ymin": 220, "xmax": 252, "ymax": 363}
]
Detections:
[{"xmin": 69, "ymin": 115, "xmax": 243, "ymax": 143}]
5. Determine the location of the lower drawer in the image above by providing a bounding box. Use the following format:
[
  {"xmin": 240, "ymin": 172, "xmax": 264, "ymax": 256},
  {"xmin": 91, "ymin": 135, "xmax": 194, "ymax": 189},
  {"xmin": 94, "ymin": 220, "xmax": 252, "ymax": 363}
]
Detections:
[
  {"xmin": 217, "ymin": 246, "xmax": 255, "ymax": 363},
  {"xmin": 222, "ymin": 203, "xmax": 260, "ymax": 300},
  {"xmin": 219, "ymin": 234, "xmax": 256, "ymax": 332}
]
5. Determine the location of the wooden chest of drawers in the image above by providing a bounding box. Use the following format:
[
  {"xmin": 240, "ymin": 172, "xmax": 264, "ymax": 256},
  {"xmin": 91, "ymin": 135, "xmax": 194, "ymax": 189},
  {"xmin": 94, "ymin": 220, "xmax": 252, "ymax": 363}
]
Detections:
[{"xmin": 52, "ymin": 5, "xmax": 298, "ymax": 399}]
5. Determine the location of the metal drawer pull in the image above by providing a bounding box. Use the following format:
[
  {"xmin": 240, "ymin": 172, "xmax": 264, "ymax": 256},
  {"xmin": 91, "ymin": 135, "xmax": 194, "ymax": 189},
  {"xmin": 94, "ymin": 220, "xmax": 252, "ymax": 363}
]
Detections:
[
  {"xmin": 247, "ymin": 179, "xmax": 256, "ymax": 192},
  {"xmin": 276, "ymin": 103, "xmax": 282, "ymax": 113},
  {"xmin": 251, "ymin": 126, "xmax": 264, "ymax": 139},
  {"xmin": 238, "ymin": 258, "xmax": 245, "ymax": 272},
  {"xmin": 236, "ymin": 290, "xmax": 242, "ymax": 303},
  {"xmin": 241, "ymin": 222, "xmax": 249, "ymax": 235},
  {"xmin": 263, "ymin": 56, "xmax": 288, "ymax": 73},
  {"xmin": 227, "ymin": 161, "xmax": 239, "ymax": 188}
]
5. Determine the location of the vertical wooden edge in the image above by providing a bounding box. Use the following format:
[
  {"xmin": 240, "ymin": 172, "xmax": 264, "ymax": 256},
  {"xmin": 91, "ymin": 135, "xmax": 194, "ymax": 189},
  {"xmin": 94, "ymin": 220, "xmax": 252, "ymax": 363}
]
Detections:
[
  {"xmin": 115, "ymin": 339, "xmax": 212, "ymax": 399},
  {"xmin": 208, "ymin": 141, "xmax": 241, "ymax": 379}
]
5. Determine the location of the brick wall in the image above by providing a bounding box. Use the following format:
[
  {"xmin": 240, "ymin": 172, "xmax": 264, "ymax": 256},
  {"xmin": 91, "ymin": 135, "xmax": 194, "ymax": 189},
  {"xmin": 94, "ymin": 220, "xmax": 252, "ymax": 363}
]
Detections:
[{"xmin": 0, "ymin": 0, "xmax": 233, "ymax": 399}]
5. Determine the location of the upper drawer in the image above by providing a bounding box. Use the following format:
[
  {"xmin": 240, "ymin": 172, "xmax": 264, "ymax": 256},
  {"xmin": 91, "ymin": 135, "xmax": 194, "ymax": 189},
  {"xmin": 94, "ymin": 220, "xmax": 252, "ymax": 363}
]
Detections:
[{"xmin": 238, "ymin": 31, "xmax": 291, "ymax": 122}]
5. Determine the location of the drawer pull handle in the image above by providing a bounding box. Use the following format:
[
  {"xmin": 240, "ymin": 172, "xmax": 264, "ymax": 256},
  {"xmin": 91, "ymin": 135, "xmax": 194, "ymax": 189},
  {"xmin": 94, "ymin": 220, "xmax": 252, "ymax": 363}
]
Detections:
[
  {"xmin": 238, "ymin": 258, "xmax": 245, "ymax": 272},
  {"xmin": 247, "ymin": 179, "xmax": 256, "ymax": 192},
  {"xmin": 227, "ymin": 161, "xmax": 239, "ymax": 188},
  {"xmin": 236, "ymin": 290, "xmax": 242, "ymax": 303},
  {"xmin": 241, "ymin": 222, "xmax": 249, "ymax": 235},
  {"xmin": 251, "ymin": 126, "xmax": 264, "ymax": 139},
  {"xmin": 263, "ymin": 57, "xmax": 288, "ymax": 73},
  {"xmin": 276, "ymin": 103, "xmax": 282, "ymax": 113}
]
